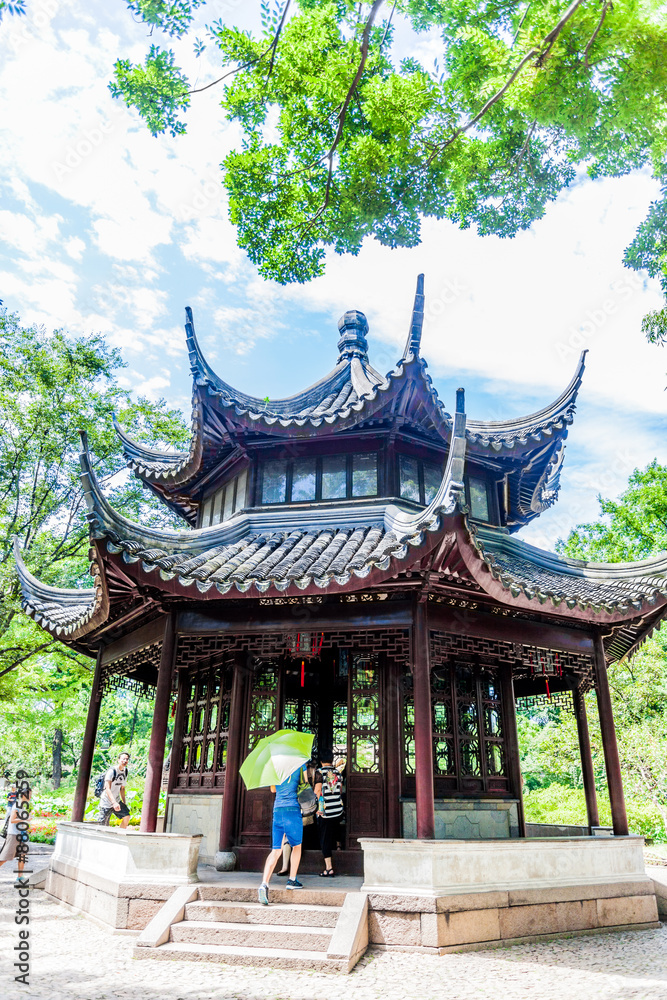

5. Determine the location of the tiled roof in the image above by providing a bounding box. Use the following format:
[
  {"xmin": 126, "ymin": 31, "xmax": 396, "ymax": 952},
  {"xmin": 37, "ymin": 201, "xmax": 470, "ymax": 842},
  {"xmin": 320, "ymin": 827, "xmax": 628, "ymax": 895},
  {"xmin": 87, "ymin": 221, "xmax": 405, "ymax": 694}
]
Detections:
[
  {"xmin": 466, "ymin": 352, "xmax": 586, "ymax": 451},
  {"xmin": 468, "ymin": 522, "xmax": 667, "ymax": 615},
  {"xmin": 13, "ymin": 414, "xmax": 467, "ymax": 634},
  {"xmin": 13, "ymin": 538, "xmax": 108, "ymax": 639}
]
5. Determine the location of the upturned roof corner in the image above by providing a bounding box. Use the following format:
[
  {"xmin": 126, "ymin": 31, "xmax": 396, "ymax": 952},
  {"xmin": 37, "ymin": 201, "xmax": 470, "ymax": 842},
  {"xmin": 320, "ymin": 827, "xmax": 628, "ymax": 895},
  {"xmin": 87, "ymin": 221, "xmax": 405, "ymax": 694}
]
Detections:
[{"xmin": 403, "ymin": 273, "xmax": 425, "ymax": 360}]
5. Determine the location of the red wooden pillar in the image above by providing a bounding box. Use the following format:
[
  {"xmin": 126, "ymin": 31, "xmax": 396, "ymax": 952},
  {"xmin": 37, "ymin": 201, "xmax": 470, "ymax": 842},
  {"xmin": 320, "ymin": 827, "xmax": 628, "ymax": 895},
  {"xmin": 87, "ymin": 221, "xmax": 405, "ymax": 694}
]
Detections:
[
  {"xmin": 218, "ymin": 659, "xmax": 248, "ymax": 853},
  {"xmin": 384, "ymin": 654, "xmax": 402, "ymax": 838},
  {"xmin": 573, "ymin": 686, "xmax": 599, "ymax": 830},
  {"xmin": 72, "ymin": 646, "xmax": 104, "ymax": 823},
  {"xmin": 593, "ymin": 634, "xmax": 628, "ymax": 836},
  {"xmin": 413, "ymin": 600, "xmax": 435, "ymax": 839},
  {"xmin": 140, "ymin": 613, "xmax": 177, "ymax": 833},
  {"xmin": 501, "ymin": 666, "xmax": 526, "ymax": 837}
]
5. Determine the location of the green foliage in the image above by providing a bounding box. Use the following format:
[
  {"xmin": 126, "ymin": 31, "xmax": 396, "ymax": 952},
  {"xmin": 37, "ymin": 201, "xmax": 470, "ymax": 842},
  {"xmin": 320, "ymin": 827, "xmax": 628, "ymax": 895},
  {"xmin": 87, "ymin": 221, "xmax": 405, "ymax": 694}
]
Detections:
[
  {"xmin": 518, "ymin": 462, "xmax": 667, "ymax": 842},
  {"xmin": 125, "ymin": 0, "xmax": 206, "ymax": 37},
  {"xmin": 105, "ymin": 0, "xmax": 667, "ymax": 304},
  {"xmin": 0, "ymin": 0, "xmax": 26, "ymax": 20},
  {"xmin": 0, "ymin": 309, "xmax": 187, "ymax": 789},
  {"xmin": 523, "ymin": 784, "xmax": 667, "ymax": 842},
  {"xmin": 557, "ymin": 460, "xmax": 667, "ymax": 562},
  {"xmin": 110, "ymin": 45, "xmax": 191, "ymax": 136}
]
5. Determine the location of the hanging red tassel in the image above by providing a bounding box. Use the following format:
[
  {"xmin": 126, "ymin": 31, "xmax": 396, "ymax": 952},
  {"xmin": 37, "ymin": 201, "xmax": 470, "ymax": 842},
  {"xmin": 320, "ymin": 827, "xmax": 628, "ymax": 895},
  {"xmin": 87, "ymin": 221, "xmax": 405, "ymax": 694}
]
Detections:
[
  {"xmin": 301, "ymin": 659, "xmax": 305, "ymax": 687},
  {"xmin": 545, "ymin": 676, "xmax": 551, "ymax": 700}
]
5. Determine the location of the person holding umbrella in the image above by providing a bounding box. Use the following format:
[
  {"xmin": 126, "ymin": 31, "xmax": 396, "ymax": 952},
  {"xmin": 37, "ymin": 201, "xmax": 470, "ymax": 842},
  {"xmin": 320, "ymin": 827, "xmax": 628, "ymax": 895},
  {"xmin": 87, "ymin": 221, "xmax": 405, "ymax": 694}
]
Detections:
[{"xmin": 239, "ymin": 728, "xmax": 314, "ymax": 906}]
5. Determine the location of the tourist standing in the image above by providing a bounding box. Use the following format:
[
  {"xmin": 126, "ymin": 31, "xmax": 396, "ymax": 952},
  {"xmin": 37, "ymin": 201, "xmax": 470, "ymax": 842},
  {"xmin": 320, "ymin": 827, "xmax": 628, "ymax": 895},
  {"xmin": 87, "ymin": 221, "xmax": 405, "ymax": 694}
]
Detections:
[
  {"xmin": 258, "ymin": 765, "xmax": 306, "ymax": 905},
  {"xmin": 97, "ymin": 751, "xmax": 131, "ymax": 828},
  {"xmin": 314, "ymin": 751, "xmax": 345, "ymax": 876},
  {"xmin": 0, "ymin": 784, "xmax": 30, "ymax": 884}
]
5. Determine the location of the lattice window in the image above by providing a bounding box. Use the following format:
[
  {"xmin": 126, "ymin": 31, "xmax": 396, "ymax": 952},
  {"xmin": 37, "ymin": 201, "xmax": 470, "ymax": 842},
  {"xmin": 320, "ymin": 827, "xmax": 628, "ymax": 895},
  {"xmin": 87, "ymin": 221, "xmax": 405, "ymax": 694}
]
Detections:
[
  {"xmin": 248, "ymin": 661, "xmax": 278, "ymax": 750},
  {"xmin": 176, "ymin": 669, "xmax": 230, "ymax": 790},
  {"xmin": 431, "ymin": 667, "xmax": 455, "ymax": 776},
  {"xmin": 350, "ymin": 654, "xmax": 381, "ymax": 774}
]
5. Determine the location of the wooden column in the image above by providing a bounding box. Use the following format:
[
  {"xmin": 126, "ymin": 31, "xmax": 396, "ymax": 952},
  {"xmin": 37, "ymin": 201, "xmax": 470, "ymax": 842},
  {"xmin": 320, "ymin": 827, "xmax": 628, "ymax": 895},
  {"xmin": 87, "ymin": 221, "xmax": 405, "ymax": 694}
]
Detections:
[
  {"xmin": 218, "ymin": 659, "xmax": 248, "ymax": 853},
  {"xmin": 501, "ymin": 666, "xmax": 526, "ymax": 837},
  {"xmin": 166, "ymin": 666, "xmax": 189, "ymax": 796},
  {"xmin": 412, "ymin": 600, "xmax": 435, "ymax": 839},
  {"xmin": 573, "ymin": 686, "xmax": 599, "ymax": 830},
  {"xmin": 384, "ymin": 654, "xmax": 402, "ymax": 838},
  {"xmin": 140, "ymin": 613, "xmax": 176, "ymax": 833},
  {"xmin": 593, "ymin": 633, "xmax": 628, "ymax": 836},
  {"xmin": 71, "ymin": 646, "xmax": 104, "ymax": 823}
]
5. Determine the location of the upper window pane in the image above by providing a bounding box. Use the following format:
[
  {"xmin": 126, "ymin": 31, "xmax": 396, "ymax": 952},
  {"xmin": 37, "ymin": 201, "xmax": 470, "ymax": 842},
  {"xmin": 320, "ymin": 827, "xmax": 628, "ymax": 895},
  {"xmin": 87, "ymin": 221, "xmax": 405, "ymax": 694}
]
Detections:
[
  {"xmin": 352, "ymin": 453, "xmax": 378, "ymax": 497},
  {"xmin": 212, "ymin": 488, "xmax": 224, "ymax": 525},
  {"xmin": 201, "ymin": 497, "xmax": 213, "ymax": 528},
  {"xmin": 262, "ymin": 460, "xmax": 287, "ymax": 504},
  {"xmin": 291, "ymin": 458, "xmax": 316, "ymax": 502},
  {"xmin": 235, "ymin": 469, "xmax": 248, "ymax": 512},
  {"xmin": 423, "ymin": 462, "xmax": 442, "ymax": 504},
  {"xmin": 223, "ymin": 481, "xmax": 235, "ymax": 521},
  {"xmin": 322, "ymin": 455, "xmax": 347, "ymax": 499},
  {"xmin": 399, "ymin": 455, "xmax": 420, "ymax": 502},
  {"xmin": 469, "ymin": 478, "xmax": 490, "ymax": 521}
]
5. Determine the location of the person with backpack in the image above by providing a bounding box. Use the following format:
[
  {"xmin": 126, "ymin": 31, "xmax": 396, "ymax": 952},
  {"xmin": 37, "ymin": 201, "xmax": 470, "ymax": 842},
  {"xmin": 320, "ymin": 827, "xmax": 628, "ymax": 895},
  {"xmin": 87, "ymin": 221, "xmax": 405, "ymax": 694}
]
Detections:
[
  {"xmin": 95, "ymin": 752, "xmax": 131, "ymax": 828},
  {"xmin": 257, "ymin": 763, "xmax": 310, "ymax": 905},
  {"xmin": 314, "ymin": 750, "xmax": 345, "ymax": 877}
]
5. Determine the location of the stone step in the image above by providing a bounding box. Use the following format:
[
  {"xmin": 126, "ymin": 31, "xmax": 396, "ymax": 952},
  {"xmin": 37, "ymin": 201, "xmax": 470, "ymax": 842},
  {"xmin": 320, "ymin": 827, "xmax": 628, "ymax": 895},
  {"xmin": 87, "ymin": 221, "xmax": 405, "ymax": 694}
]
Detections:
[
  {"xmin": 185, "ymin": 899, "xmax": 341, "ymax": 927},
  {"xmin": 171, "ymin": 919, "xmax": 333, "ymax": 952},
  {"xmin": 135, "ymin": 940, "xmax": 345, "ymax": 972},
  {"xmin": 198, "ymin": 885, "xmax": 347, "ymax": 907}
]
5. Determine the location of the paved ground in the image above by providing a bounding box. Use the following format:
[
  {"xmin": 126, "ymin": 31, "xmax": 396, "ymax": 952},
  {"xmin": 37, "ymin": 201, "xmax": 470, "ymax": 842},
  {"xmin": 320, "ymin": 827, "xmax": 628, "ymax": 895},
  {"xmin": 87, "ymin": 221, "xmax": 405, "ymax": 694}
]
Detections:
[{"xmin": 2, "ymin": 865, "xmax": 667, "ymax": 1000}]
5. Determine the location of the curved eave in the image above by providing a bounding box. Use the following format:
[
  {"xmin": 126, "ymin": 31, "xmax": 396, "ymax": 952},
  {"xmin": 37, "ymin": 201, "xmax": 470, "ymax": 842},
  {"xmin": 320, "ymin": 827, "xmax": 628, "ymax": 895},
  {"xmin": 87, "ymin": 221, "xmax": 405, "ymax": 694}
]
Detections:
[
  {"xmin": 457, "ymin": 521, "xmax": 667, "ymax": 623},
  {"xmin": 113, "ymin": 397, "xmax": 205, "ymax": 487},
  {"xmin": 466, "ymin": 352, "xmax": 587, "ymax": 452},
  {"xmin": 79, "ymin": 409, "xmax": 467, "ymax": 600},
  {"xmin": 13, "ymin": 537, "xmax": 109, "ymax": 640}
]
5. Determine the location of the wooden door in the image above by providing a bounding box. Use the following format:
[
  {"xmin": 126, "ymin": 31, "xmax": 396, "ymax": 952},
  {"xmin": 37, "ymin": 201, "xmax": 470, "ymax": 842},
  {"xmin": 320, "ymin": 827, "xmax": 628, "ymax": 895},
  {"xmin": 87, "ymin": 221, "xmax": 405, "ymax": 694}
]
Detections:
[{"xmin": 345, "ymin": 653, "xmax": 385, "ymax": 848}]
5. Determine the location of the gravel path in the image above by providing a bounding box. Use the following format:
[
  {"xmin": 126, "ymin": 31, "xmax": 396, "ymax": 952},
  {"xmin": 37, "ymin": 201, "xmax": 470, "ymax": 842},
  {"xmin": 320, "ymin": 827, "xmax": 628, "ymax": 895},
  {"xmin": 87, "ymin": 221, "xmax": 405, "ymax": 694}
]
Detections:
[{"xmin": 2, "ymin": 868, "xmax": 666, "ymax": 1000}]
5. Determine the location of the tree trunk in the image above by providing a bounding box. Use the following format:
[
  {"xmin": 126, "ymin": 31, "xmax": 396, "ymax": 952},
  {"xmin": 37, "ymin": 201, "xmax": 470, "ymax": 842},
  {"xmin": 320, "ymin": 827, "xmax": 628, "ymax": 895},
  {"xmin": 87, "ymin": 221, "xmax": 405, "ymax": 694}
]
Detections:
[{"xmin": 52, "ymin": 728, "xmax": 63, "ymax": 789}]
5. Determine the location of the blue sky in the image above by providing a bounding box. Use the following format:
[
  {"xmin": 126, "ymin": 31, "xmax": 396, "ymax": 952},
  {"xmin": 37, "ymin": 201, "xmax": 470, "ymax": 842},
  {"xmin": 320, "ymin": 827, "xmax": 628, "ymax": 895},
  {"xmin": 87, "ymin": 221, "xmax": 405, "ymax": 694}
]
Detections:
[{"xmin": 1, "ymin": 2, "xmax": 665, "ymax": 550}]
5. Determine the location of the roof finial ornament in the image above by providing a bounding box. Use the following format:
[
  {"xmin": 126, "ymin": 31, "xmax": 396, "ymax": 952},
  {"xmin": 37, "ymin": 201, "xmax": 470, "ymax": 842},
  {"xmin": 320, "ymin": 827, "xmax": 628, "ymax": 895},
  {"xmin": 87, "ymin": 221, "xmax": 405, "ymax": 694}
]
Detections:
[
  {"xmin": 337, "ymin": 310, "xmax": 369, "ymax": 364},
  {"xmin": 403, "ymin": 273, "xmax": 425, "ymax": 360}
]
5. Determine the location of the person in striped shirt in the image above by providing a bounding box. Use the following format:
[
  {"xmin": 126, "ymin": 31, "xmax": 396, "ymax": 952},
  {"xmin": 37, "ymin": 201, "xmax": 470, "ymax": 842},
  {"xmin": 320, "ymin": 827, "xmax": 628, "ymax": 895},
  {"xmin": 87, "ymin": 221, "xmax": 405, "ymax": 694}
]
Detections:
[{"xmin": 314, "ymin": 751, "xmax": 345, "ymax": 877}]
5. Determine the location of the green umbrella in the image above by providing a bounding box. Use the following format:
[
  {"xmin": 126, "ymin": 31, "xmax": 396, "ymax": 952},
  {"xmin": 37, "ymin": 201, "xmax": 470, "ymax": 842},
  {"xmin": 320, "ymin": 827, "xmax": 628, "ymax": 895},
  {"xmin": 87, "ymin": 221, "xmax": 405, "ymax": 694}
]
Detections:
[{"xmin": 239, "ymin": 729, "xmax": 314, "ymax": 790}]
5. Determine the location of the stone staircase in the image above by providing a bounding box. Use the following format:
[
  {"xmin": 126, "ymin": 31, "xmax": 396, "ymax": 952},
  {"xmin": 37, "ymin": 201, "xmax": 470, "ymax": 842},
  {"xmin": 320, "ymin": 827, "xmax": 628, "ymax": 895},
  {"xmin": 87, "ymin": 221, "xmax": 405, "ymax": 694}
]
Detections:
[{"xmin": 134, "ymin": 883, "xmax": 368, "ymax": 972}]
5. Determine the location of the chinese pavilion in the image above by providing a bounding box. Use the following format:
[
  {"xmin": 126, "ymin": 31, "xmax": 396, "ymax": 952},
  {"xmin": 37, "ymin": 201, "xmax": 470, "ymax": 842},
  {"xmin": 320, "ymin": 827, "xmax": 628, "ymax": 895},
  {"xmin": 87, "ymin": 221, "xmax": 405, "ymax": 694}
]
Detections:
[{"xmin": 15, "ymin": 276, "xmax": 667, "ymax": 874}]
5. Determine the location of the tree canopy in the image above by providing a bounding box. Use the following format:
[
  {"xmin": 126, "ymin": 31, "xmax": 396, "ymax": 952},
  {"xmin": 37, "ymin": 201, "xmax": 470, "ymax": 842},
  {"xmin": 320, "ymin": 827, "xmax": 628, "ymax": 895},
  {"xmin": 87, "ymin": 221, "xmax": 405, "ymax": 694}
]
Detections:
[
  {"xmin": 0, "ymin": 309, "xmax": 187, "ymax": 784},
  {"xmin": 101, "ymin": 0, "xmax": 667, "ymax": 326}
]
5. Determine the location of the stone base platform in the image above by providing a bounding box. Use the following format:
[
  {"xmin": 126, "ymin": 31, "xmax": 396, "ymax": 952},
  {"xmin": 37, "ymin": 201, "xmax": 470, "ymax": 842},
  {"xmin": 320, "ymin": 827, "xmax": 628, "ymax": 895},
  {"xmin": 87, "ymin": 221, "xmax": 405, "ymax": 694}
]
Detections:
[
  {"xmin": 43, "ymin": 822, "xmax": 203, "ymax": 930},
  {"xmin": 360, "ymin": 836, "xmax": 660, "ymax": 952}
]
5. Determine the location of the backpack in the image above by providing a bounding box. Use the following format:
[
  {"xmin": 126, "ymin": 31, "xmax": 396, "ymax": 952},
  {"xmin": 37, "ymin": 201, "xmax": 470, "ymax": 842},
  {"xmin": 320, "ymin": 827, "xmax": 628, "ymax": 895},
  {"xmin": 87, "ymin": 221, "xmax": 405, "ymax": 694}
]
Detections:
[
  {"xmin": 94, "ymin": 767, "xmax": 116, "ymax": 798},
  {"xmin": 297, "ymin": 768, "xmax": 318, "ymax": 817}
]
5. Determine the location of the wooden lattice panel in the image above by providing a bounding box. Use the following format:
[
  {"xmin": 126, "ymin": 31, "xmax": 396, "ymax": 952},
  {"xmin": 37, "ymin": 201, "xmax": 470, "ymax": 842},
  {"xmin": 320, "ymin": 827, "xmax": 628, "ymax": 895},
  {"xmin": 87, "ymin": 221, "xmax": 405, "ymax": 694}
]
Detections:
[
  {"xmin": 176, "ymin": 628, "xmax": 410, "ymax": 670},
  {"xmin": 430, "ymin": 630, "xmax": 593, "ymax": 686},
  {"xmin": 99, "ymin": 641, "xmax": 162, "ymax": 700}
]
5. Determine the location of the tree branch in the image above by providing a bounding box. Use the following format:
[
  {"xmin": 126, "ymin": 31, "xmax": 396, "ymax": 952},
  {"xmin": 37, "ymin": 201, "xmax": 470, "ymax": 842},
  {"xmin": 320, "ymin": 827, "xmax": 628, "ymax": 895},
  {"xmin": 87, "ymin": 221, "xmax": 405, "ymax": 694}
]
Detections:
[
  {"xmin": 583, "ymin": 0, "xmax": 613, "ymax": 70},
  {"xmin": 189, "ymin": 0, "xmax": 292, "ymax": 96},
  {"xmin": 299, "ymin": 0, "xmax": 385, "ymax": 235}
]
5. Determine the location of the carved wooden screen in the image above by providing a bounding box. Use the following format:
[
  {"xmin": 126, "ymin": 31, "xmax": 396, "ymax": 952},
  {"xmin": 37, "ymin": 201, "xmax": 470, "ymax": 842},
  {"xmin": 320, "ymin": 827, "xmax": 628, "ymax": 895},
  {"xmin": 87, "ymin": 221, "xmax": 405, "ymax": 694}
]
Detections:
[
  {"xmin": 240, "ymin": 660, "xmax": 280, "ymax": 845},
  {"xmin": 400, "ymin": 655, "xmax": 510, "ymax": 796},
  {"xmin": 346, "ymin": 652, "xmax": 385, "ymax": 847},
  {"xmin": 176, "ymin": 669, "xmax": 230, "ymax": 790}
]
